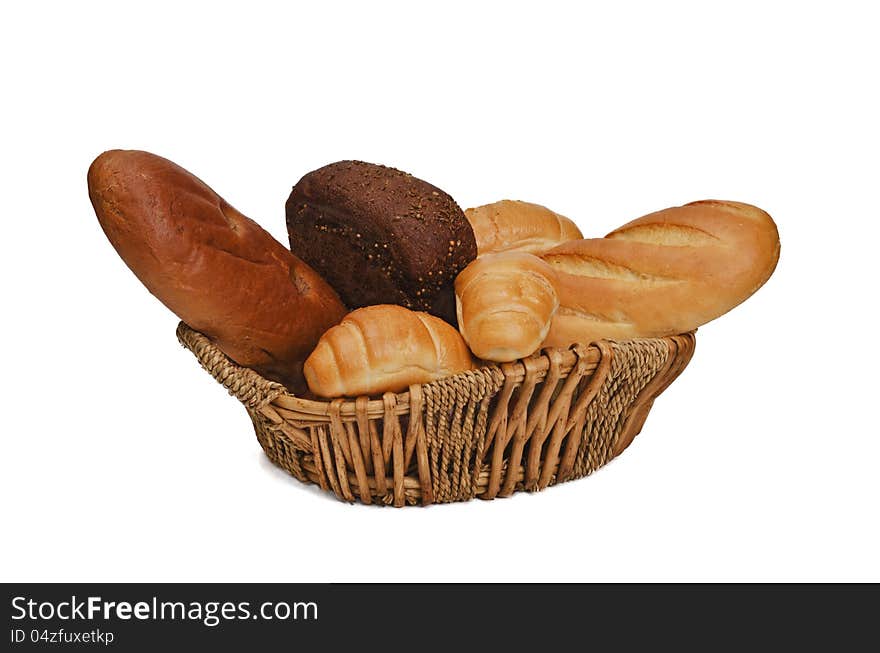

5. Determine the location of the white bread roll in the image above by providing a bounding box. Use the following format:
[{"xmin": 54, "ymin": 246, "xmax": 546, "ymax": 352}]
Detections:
[
  {"xmin": 455, "ymin": 252, "xmax": 559, "ymax": 362},
  {"xmin": 303, "ymin": 305, "xmax": 475, "ymax": 397},
  {"xmin": 542, "ymin": 200, "xmax": 780, "ymax": 347},
  {"xmin": 465, "ymin": 200, "xmax": 583, "ymax": 255}
]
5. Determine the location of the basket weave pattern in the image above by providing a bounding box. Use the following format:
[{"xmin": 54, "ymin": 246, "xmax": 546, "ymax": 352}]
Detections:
[{"xmin": 177, "ymin": 322, "xmax": 695, "ymax": 506}]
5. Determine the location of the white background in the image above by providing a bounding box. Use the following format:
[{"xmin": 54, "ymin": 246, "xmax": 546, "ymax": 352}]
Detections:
[{"xmin": 2, "ymin": 1, "xmax": 878, "ymax": 582}]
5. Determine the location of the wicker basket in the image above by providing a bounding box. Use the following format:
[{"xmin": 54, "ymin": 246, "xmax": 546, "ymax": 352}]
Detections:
[{"xmin": 177, "ymin": 322, "xmax": 695, "ymax": 506}]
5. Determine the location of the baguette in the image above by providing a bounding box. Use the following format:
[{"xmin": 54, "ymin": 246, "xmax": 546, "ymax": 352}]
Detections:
[
  {"xmin": 542, "ymin": 200, "xmax": 780, "ymax": 347},
  {"xmin": 465, "ymin": 200, "xmax": 583, "ymax": 255},
  {"xmin": 304, "ymin": 305, "xmax": 475, "ymax": 397},
  {"xmin": 455, "ymin": 252, "xmax": 559, "ymax": 362},
  {"xmin": 88, "ymin": 149, "xmax": 348, "ymax": 393}
]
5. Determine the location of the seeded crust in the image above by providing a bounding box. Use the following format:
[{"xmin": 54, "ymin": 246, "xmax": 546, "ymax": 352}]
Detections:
[{"xmin": 286, "ymin": 161, "xmax": 477, "ymax": 325}]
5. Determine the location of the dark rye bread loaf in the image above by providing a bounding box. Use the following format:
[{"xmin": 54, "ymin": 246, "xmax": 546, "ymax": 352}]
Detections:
[
  {"xmin": 285, "ymin": 161, "xmax": 477, "ymax": 324},
  {"xmin": 88, "ymin": 150, "xmax": 347, "ymax": 393}
]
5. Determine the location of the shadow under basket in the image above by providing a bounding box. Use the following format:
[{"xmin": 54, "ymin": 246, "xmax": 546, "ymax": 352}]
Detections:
[{"xmin": 177, "ymin": 322, "xmax": 696, "ymax": 507}]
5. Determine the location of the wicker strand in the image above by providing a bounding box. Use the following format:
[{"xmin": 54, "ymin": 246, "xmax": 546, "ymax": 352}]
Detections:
[
  {"xmin": 250, "ymin": 409, "xmax": 307, "ymax": 483},
  {"xmin": 355, "ymin": 397, "xmax": 373, "ymax": 473},
  {"xmin": 573, "ymin": 339, "xmax": 671, "ymax": 479},
  {"xmin": 557, "ymin": 341, "xmax": 613, "ymax": 482},
  {"xmin": 470, "ymin": 378, "xmax": 498, "ymax": 497},
  {"xmin": 406, "ymin": 384, "xmax": 433, "ymax": 505},
  {"xmin": 176, "ymin": 323, "xmax": 286, "ymax": 410},
  {"xmin": 498, "ymin": 359, "xmax": 542, "ymax": 497},
  {"xmin": 523, "ymin": 350, "xmax": 563, "ymax": 491},
  {"xmin": 424, "ymin": 367, "xmax": 505, "ymax": 503}
]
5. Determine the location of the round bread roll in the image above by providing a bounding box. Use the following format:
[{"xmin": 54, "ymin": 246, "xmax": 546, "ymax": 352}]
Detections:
[
  {"xmin": 304, "ymin": 305, "xmax": 475, "ymax": 398},
  {"xmin": 455, "ymin": 252, "xmax": 559, "ymax": 362},
  {"xmin": 465, "ymin": 200, "xmax": 583, "ymax": 255}
]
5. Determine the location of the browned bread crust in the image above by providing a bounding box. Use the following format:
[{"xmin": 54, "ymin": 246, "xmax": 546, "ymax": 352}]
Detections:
[
  {"xmin": 465, "ymin": 199, "xmax": 583, "ymax": 255},
  {"xmin": 542, "ymin": 200, "xmax": 780, "ymax": 347},
  {"xmin": 88, "ymin": 149, "xmax": 347, "ymax": 392},
  {"xmin": 455, "ymin": 252, "xmax": 559, "ymax": 362},
  {"xmin": 303, "ymin": 304, "xmax": 475, "ymax": 397}
]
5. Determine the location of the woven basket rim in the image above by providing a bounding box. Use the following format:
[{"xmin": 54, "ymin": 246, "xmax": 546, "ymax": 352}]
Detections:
[{"xmin": 176, "ymin": 321, "xmax": 694, "ymax": 418}]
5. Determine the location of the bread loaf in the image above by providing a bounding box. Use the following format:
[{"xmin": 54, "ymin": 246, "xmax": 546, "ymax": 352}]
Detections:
[
  {"xmin": 465, "ymin": 200, "xmax": 583, "ymax": 255},
  {"xmin": 286, "ymin": 161, "xmax": 477, "ymax": 325},
  {"xmin": 304, "ymin": 305, "xmax": 475, "ymax": 397},
  {"xmin": 88, "ymin": 149, "xmax": 347, "ymax": 393},
  {"xmin": 542, "ymin": 200, "xmax": 780, "ymax": 347},
  {"xmin": 455, "ymin": 252, "xmax": 559, "ymax": 362}
]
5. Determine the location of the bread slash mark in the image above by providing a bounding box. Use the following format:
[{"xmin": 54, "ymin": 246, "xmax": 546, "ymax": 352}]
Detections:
[{"xmin": 543, "ymin": 254, "xmax": 681, "ymax": 284}]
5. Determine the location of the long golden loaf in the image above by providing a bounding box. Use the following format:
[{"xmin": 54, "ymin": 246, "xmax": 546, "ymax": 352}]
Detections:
[
  {"xmin": 542, "ymin": 200, "xmax": 780, "ymax": 347},
  {"xmin": 455, "ymin": 252, "xmax": 559, "ymax": 362},
  {"xmin": 465, "ymin": 200, "xmax": 583, "ymax": 255},
  {"xmin": 303, "ymin": 305, "xmax": 475, "ymax": 397}
]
